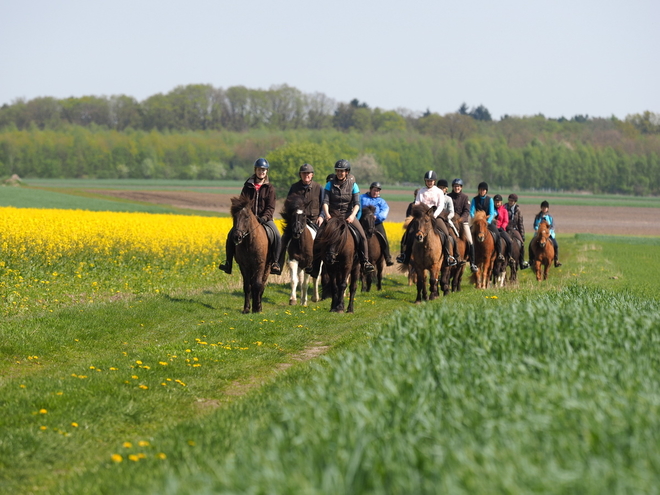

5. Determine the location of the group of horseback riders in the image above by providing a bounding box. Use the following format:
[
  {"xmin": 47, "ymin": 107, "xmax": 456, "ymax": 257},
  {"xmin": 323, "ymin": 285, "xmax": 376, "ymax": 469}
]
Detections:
[{"xmin": 219, "ymin": 158, "xmax": 561, "ymax": 277}]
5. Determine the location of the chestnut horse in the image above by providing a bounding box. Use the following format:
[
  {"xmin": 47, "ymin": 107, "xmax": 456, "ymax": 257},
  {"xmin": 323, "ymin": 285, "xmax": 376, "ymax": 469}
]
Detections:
[
  {"xmin": 314, "ymin": 216, "xmax": 360, "ymax": 313},
  {"xmin": 400, "ymin": 204, "xmax": 446, "ymax": 303},
  {"xmin": 280, "ymin": 195, "xmax": 320, "ymax": 306},
  {"xmin": 470, "ymin": 210, "xmax": 496, "ymax": 289},
  {"xmin": 530, "ymin": 219, "xmax": 555, "ymax": 281},
  {"xmin": 359, "ymin": 205, "xmax": 385, "ymax": 291},
  {"xmin": 229, "ymin": 196, "xmax": 270, "ymax": 313}
]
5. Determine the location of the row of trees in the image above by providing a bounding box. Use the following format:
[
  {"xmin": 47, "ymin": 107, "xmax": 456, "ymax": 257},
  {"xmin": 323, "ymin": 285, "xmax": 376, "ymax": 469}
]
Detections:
[
  {"xmin": 2, "ymin": 84, "xmax": 659, "ymax": 138},
  {"xmin": 1, "ymin": 127, "xmax": 658, "ymax": 195}
]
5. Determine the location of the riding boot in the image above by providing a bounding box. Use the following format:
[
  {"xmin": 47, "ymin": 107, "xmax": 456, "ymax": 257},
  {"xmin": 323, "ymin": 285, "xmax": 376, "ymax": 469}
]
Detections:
[
  {"xmin": 218, "ymin": 240, "xmax": 234, "ymax": 275},
  {"xmin": 277, "ymin": 229, "xmax": 292, "ymax": 269},
  {"xmin": 553, "ymin": 241, "xmax": 562, "ymax": 267},
  {"xmin": 305, "ymin": 256, "xmax": 321, "ymax": 278},
  {"xmin": 451, "ymin": 236, "xmax": 465, "ymax": 264},
  {"xmin": 358, "ymin": 241, "xmax": 375, "ymax": 273},
  {"xmin": 468, "ymin": 243, "xmax": 479, "ymax": 273},
  {"xmin": 376, "ymin": 231, "xmax": 394, "ymax": 266},
  {"xmin": 443, "ymin": 238, "xmax": 457, "ymax": 266},
  {"xmin": 396, "ymin": 232, "xmax": 410, "ymax": 263}
]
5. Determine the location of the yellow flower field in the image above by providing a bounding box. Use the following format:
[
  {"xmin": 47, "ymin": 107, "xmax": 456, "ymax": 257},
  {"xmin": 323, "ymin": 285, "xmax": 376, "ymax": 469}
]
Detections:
[{"xmin": 0, "ymin": 207, "xmax": 400, "ymax": 317}]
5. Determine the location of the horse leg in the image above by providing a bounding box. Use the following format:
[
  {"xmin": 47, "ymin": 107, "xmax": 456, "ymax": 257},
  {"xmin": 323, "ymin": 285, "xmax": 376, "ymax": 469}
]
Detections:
[
  {"xmin": 415, "ymin": 268, "xmax": 426, "ymax": 303},
  {"xmin": 441, "ymin": 266, "xmax": 451, "ymax": 296},
  {"xmin": 300, "ymin": 269, "xmax": 310, "ymax": 307},
  {"xmin": 347, "ymin": 267, "xmax": 358, "ymax": 313},
  {"xmin": 289, "ymin": 260, "xmax": 299, "ymax": 305},
  {"xmin": 242, "ymin": 278, "xmax": 251, "ymax": 314},
  {"xmin": 252, "ymin": 277, "xmax": 264, "ymax": 313},
  {"xmin": 311, "ymin": 266, "xmax": 321, "ymax": 303},
  {"xmin": 376, "ymin": 263, "xmax": 383, "ymax": 291},
  {"xmin": 534, "ymin": 260, "xmax": 542, "ymax": 281}
]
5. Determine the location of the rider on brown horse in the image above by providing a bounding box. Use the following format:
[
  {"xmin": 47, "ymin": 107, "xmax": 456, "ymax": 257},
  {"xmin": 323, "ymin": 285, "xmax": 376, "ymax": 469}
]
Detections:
[
  {"xmin": 505, "ymin": 193, "xmax": 530, "ymax": 269},
  {"xmin": 219, "ymin": 158, "xmax": 282, "ymax": 275},
  {"xmin": 530, "ymin": 201, "xmax": 562, "ymax": 267},
  {"xmin": 469, "ymin": 182, "xmax": 504, "ymax": 262},
  {"xmin": 306, "ymin": 159, "xmax": 375, "ymax": 278},
  {"xmin": 277, "ymin": 163, "xmax": 324, "ymax": 270},
  {"xmin": 448, "ymin": 178, "xmax": 479, "ymax": 273}
]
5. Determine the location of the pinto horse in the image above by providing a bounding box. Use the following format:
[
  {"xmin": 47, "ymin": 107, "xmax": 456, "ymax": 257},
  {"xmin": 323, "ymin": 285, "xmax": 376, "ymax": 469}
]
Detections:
[
  {"xmin": 470, "ymin": 210, "xmax": 496, "ymax": 289},
  {"xmin": 359, "ymin": 205, "xmax": 385, "ymax": 291},
  {"xmin": 229, "ymin": 196, "xmax": 270, "ymax": 313},
  {"xmin": 314, "ymin": 216, "xmax": 360, "ymax": 313},
  {"xmin": 530, "ymin": 219, "xmax": 555, "ymax": 281},
  {"xmin": 400, "ymin": 204, "xmax": 445, "ymax": 302},
  {"xmin": 280, "ymin": 195, "xmax": 320, "ymax": 306}
]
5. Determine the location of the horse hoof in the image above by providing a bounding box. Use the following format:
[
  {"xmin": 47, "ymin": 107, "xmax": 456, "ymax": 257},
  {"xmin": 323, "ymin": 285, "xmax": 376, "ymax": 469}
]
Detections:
[{"xmin": 289, "ymin": 299, "xmax": 296, "ymax": 305}]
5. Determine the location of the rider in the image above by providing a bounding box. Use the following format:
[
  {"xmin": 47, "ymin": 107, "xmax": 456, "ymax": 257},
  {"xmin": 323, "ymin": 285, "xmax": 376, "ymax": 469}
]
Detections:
[
  {"xmin": 396, "ymin": 171, "xmax": 457, "ymax": 266},
  {"xmin": 360, "ymin": 181, "xmax": 394, "ymax": 266},
  {"xmin": 437, "ymin": 179, "xmax": 463, "ymax": 263},
  {"xmin": 493, "ymin": 194, "xmax": 514, "ymax": 263},
  {"xmin": 530, "ymin": 200, "xmax": 562, "ymax": 267},
  {"xmin": 505, "ymin": 193, "xmax": 529, "ymax": 269},
  {"xmin": 469, "ymin": 181, "xmax": 504, "ymax": 261},
  {"xmin": 448, "ymin": 178, "xmax": 479, "ymax": 273},
  {"xmin": 219, "ymin": 158, "xmax": 282, "ymax": 275},
  {"xmin": 306, "ymin": 159, "xmax": 375, "ymax": 277},
  {"xmin": 276, "ymin": 163, "xmax": 324, "ymax": 269}
]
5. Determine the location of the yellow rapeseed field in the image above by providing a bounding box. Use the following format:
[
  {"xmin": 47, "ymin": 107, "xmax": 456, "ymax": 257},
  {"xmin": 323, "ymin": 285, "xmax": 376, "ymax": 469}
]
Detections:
[{"xmin": 0, "ymin": 207, "xmax": 400, "ymax": 316}]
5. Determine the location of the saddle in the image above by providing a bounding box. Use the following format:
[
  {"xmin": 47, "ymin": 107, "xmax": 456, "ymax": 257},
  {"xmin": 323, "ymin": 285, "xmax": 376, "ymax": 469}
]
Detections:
[{"xmin": 347, "ymin": 222, "xmax": 362, "ymax": 248}]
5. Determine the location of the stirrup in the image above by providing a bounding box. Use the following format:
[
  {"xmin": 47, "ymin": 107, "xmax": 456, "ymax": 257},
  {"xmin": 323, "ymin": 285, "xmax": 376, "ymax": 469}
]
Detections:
[
  {"xmin": 470, "ymin": 263, "xmax": 479, "ymax": 273},
  {"xmin": 270, "ymin": 263, "xmax": 282, "ymax": 275},
  {"xmin": 385, "ymin": 258, "xmax": 394, "ymax": 267},
  {"xmin": 396, "ymin": 253, "xmax": 407, "ymax": 264},
  {"xmin": 521, "ymin": 261, "xmax": 530, "ymax": 269},
  {"xmin": 497, "ymin": 253, "xmax": 505, "ymax": 261},
  {"xmin": 554, "ymin": 260, "xmax": 562, "ymax": 267},
  {"xmin": 363, "ymin": 261, "xmax": 375, "ymax": 273},
  {"xmin": 447, "ymin": 256, "xmax": 457, "ymax": 267}
]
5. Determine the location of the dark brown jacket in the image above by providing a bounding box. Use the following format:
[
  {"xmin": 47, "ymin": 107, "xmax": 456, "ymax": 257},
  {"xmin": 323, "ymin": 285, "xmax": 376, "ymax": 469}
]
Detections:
[
  {"xmin": 241, "ymin": 176, "xmax": 276, "ymax": 222},
  {"xmin": 287, "ymin": 180, "xmax": 323, "ymax": 222},
  {"xmin": 505, "ymin": 203, "xmax": 526, "ymax": 240},
  {"xmin": 448, "ymin": 191, "xmax": 471, "ymax": 223}
]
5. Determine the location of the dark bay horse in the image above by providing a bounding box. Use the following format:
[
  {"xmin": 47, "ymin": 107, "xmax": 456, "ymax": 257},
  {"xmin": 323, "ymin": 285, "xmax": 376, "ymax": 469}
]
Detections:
[
  {"xmin": 359, "ymin": 205, "xmax": 385, "ymax": 291},
  {"xmin": 281, "ymin": 195, "xmax": 320, "ymax": 306},
  {"xmin": 229, "ymin": 196, "xmax": 270, "ymax": 313},
  {"xmin": 470, "ymin": 210, "xmax": 496, "ymax": 289},
  {"xmin": 530, "ymin": 220, "xmax": 555, "ymax": 281},
  {"xmin": 448, "ymin": 215, "xmax": 468, "ymax": 292},
  {"xmin": 400, "ymin": 204, "xmax": 445, "ymax": 303},
  {"xmin": 314, "ymin": 216, "xmax": 360, "ymax": 313}
]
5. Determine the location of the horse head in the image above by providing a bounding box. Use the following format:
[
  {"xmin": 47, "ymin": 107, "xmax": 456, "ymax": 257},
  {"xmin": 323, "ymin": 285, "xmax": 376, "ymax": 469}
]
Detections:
[
  {"xmin": 536, "ymin": 220, "xmax": 551, "ymax": 248},
  {"xmin": 230, "ymin": 195, "xmax": 257, "ymax": 245},
  {"xmin": 471, "ymin": 210, "xmax": 488, "ymax": 243},
  {"xmin": 412, "ymin": 204, "xmax": 435, "ymax": 243},
  {"xmin": 360, "ymin": 205, "xmax": 376, "ymax": 237},
  {"xmin": 282, "ymin": 195, "xmax": 309, "ymax": 240}
]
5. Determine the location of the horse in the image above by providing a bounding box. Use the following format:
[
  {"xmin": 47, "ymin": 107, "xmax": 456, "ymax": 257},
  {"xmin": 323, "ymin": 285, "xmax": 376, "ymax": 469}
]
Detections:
[
  {"xmin": 492, "ymin": 235, "xmax": 508, "ymax": 288},
  {"xmin": 359, "ymin": 205, "xmax": 385, "ymax": 292},
  {"xmin": 448, "ymin": 215, "xmax": 468, "ymax": 292},
  {"xmin": 228, "ymin": 196, "xmax": 270, "ymax": 313},
  {"xmin": 530, "ymin": 219, "xmax": 555, "ymax": 281},
  {"xmin": 505, "ymin": 232, "xmax": 523, "ymax": 285},
  {"xmin": 280, "ymin": 195, "xmax": 320, "ymax": 306},
  {"xmin": 313, "ymin": 216, "xmax": 360, "ymax": 313},
  {"xmin": 470, "ymin": 210, "xmax": 496, "ymax": 289},
  {"xmin": 400, "ymin": 204, "xmax": 446, "ymax": 303}
]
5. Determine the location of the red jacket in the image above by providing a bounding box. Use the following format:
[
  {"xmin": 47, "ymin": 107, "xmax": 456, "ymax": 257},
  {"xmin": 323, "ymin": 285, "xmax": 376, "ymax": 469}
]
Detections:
[{"xmin": 495, "ymin": 204, "xmax": 509, "ymax": 230}]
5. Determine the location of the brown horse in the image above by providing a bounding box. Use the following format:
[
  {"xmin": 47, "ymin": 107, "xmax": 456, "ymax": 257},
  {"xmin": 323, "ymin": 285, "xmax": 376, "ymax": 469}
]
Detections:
[
  {"xmin": 506, "ymin": 234, "xmax": 523, "ymax": 285},
  {"xmin": 359, "ymin": 205, "xmax": 385, "ymax": 292},
  {"xmin": 448, "ymin": 215, "xmax": 468, "ymax": 292},
  {"xmin": 530, "ymin": 220, "xmax": 555, "ymax": 281},
  {"xmin": 280, "ymin": 195, "xmax": 320, "ymax": 306},
  {"xmin": 400, "ymin": 204, "xmax": 445, "ymax": 303},
  {"xmin": 314, "ymin": 216, "xmax": 360, "ymax": 313},
  {"xmin": 229, "ymin": 196, "xmax": 270, "ymax": 313},
  {"xmin": 470, "ymin": 210, "xmax": 496, "ymax": 289}
]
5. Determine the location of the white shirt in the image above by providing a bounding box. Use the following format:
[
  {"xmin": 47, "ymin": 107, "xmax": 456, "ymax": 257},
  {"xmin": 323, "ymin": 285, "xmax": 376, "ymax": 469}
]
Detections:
[{"xmin": 415, "ymin": 186, "xmax": 445, "ymax": 218}]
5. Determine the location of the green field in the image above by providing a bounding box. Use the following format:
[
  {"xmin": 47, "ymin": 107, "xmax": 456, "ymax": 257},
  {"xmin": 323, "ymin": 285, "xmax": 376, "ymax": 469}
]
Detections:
[{"xmin": 1, "ymin": 186, "xmax": 660, "ymax": 494}]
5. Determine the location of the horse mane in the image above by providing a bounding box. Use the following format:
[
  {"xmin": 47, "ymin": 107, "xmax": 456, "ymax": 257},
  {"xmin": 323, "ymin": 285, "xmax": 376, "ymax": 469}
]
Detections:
[
  {"xmin": 280, "ymin": 194, "xmax": 307, "ymax": 229},
  {"xmin": 316, "ymin": 216, "xmax": 349, "ymax": 251},
  {"xmin": 411, "ymin": 203, "xmax": 431, "ymax": 219},
  {"xmin": 362, "ymin": 205, "xmax": 376, "ymax": 216},
  {"xmin": 230, "ymin": 195, "xmax": 253, "ymax": 217}
]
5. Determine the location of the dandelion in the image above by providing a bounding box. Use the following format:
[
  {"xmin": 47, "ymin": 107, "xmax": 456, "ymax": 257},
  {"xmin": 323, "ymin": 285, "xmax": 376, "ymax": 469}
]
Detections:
[
  {"xmin": 40, "ymin": 426, "xmax": 47, "ymax": 430},
  {"xmin": 19, "ymin": 384, "xmax": 26, "ymax": 388},
  {"xmin": 131, "ymin": 375, "xmax": 138, "ymax": 379},
  {"xmin": 71, "ymin": 422, "xmax": 79, "ymax": 427},
  {"xmin": 139, "ymin": 384, "xmax": 148, "ymax": 389},
  {"xmin": 123, "ymin": 442, "xmax": 133, "ymax": 448},
  {"xmin": 128, "ymin": 454, "xmax": 140, "ymax": 462},
  {"xmin": 39, "ymin": 409, "xmax": 47, "ymax": 414},
  {"xmin": 138, "ymin": 440, "xmax": 150, "ymax": 447},
  {"xmin": 157, "ymin": 453, "xmax": 167, "ymax": 459},
  {"xmin": 159, "ymin": 362, "xmax": 168, "ymax": 366},
  {"xmin": 136, "ymin": 360, "xmax": 143, "ymax": 365},
  {"xmin": 111, "ymin": 454, "xmax": 123, "ymax": 463},
  {"xmin": 187, "ymin": 440, "xmax": 196, "ymax": 446}
]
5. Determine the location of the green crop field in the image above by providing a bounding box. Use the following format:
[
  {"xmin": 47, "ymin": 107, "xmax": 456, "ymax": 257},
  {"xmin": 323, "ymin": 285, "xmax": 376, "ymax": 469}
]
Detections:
[{"xmin": 1, "ymin": 187, "xmax": 659, "ymax": 494}]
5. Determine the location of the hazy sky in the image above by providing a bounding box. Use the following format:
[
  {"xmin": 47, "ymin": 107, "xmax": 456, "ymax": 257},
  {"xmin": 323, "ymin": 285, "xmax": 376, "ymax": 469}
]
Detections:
[{"xmin": 1, "ymin": 0, "xmax": 658, "ymax": 120}]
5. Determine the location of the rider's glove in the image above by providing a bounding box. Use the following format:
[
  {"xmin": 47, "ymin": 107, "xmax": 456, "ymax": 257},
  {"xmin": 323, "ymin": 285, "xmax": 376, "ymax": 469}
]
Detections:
[{"xmin": 259, "ymin": 216, "xmax": 268, "ymax": 225}]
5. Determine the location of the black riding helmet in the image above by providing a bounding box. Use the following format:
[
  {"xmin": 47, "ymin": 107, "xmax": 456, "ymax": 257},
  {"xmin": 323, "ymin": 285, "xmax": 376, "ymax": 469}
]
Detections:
[
  {"xmin": 541, "ymin": 200, "xmax": 549, "ymax": 208},
  {"xmin": 254, "ymin": 158, "xmax": 269, "ymax": 169},
  {"xmin": 478, "ymin": 181, "xmax": 489, "ymax": 192},
  {"xmin": 299, "ymin": 163, "xmax": 314, "ymax": 173},
  {"xmin": 334, "ymin": 159, "xmax": 351, "ymax": 171},
  {"xmin": 493, "ymin": 194, "xmax": 503, "ymax": 202},
  {"xmin": 424, "ymin": 170, "xmax": 437, "ymax": 181},
  {"xmin": 452, "ymin": 178, "xmax": 464, "ymax": 186},
  {"xmin": 370, "ymin": 181, "xmax": 382, "ymax": 190},
  {"xmin": 437, "ymin": 179, "xmax": 449, "ymax": 188}
]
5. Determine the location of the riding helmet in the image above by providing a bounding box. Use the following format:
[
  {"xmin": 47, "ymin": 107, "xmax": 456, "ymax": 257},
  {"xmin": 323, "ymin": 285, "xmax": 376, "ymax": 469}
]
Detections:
[
  {"xmin": 334, "ymin": 159, "xmax": 351, "ymax": 171},
  {"xmin": 299, "ymin": 163, "xmax": 314, "ymax": 174},
  {"xmin": 370, "ymin": 181, "xmax": 382, "ymax": 190},
  {"xmin": 508, "ymin": 193, "xmax": 518, "ymax": 201},
  {"xmin": 541, "ymin": 200, "xmax": 549, "ymax": 208},
  {"xmin": 493, "ymin": 194, "xmax": 503, "ymax": 202},
  {"xmin": 423, "ymin": 170, "xmax": 437, "ymax": 181},
  {"xmin": 452, "ymin": 178, "xmax": 464, "ymax": 186},
  {"xmin": 437, "ymin": 179, "xmax": 449, "ymax": 188},
  {"xmin": 254, "ymin": 158, "xmax": 270, "ymax": 169},
  {"xmin": 478, "ymin": 181, "xmax": 489, "ymax": 192}
]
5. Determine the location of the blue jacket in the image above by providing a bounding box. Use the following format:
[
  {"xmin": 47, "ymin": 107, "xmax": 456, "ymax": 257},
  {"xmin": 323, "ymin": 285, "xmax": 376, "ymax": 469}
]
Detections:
[
  {"xmin": 360, "ymin": 193, "xmax": 389, "ymax": 224},
  {"xmin": 470, "ymin": 195, "xmax": 496, "ymax": 224},
  {"xmin": 534, "ymin": 212, "xmax": 556, "ymax": 238}
]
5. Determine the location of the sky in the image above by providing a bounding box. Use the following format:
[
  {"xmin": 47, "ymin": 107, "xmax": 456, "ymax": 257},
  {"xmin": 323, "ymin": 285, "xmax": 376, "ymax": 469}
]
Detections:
[{"xmin": 1, "ymin": 0, "xmax": 658, "ymax": 120}]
